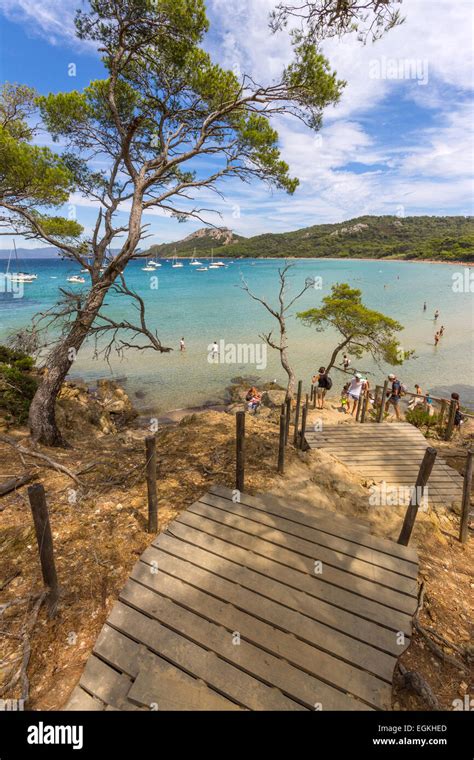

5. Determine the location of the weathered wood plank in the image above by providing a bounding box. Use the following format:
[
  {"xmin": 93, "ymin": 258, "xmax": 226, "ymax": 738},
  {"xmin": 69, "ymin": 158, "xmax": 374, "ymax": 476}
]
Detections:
[
  {"xmin": 150, "ymin": 532, "xmax": 408, "ymax": 655},
  {"xmin": 128, "ymin": 561, "xmax": 391, "ymax": 708},
  {"xmin": 200, "ymin": 492, "xmax": 418, "ymax": 578},
  {"xmin": 187, "ymin": 501, "xmax": 419, "ymax": 598},
  {"xmin": 176, "ymin": 510, "xmax": 418, "ymax": 615},
  {"xmin": 64, "ymin": 686, "xmax": 106, "ymax": 711},
  {"xmin": 128, "ymin": 660, "xmax": 242, "ymax": 711},
  {"xmin": 140, "ymin": 543, "xmax": 399, "ymax": 680},
  {"xmin": 166, "ymin": 520, "xmax": 414, "ymax": 632},
  {"xmin": 95, "ymin": 618, "xmax": 304, "ymax": 711},
  {"xmin": 116, "ymin": 585, "xmax": 371, "ymax": 710},
  {"xmin": 209, "ymin": 485, "xmax": 418, "ymax": 564},
  {"xmin": 79, "ymin": 655, "xmax": 135, "ymax": 710}
]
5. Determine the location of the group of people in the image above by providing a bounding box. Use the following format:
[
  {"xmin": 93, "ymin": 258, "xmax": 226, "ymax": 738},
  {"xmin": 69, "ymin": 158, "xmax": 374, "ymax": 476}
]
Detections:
[{"xmin": 424, "ymin": 303, "xmax": 446, "ymax": 346}]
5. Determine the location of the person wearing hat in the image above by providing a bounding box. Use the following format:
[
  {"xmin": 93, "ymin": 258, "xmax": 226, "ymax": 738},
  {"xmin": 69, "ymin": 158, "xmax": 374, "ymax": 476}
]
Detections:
[
  {"xmin": 347, "ymin": 372, "xmax": 367, "ymax": 416},
  {"xmin": 385, "ymin": 373, "xmax": 402, "ymax": 420}
]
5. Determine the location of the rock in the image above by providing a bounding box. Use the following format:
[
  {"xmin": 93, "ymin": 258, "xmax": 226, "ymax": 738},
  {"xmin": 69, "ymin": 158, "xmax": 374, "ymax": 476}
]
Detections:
[{"xmin": 263, "ymin": 390, "xmax": 287, "ymax": 408}]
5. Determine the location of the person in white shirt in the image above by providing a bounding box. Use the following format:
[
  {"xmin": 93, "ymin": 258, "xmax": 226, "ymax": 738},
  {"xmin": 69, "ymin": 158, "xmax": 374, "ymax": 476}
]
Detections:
[
  {"xmin": 210, "ymin": 341, "xmax": 219, "ymax": 361},
  {"xmin": 347, "ymin": 373, "xmax": 367, "ymax": 416}
]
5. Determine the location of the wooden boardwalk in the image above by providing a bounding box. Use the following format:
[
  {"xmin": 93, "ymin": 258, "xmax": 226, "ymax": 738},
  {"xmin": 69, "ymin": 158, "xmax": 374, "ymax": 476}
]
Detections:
[
  {"xmin": 305, "ymin": 422, "xmax": 463, "ymax": 508},
  {"xmin": 66, "ymin": 485, "xmax": 419, "ymax": 712}
]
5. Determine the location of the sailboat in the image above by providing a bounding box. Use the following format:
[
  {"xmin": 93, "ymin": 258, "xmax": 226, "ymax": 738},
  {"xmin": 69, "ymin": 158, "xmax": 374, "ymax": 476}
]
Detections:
[
  {"xmin": 4, "ymin": 241, "xmax": 38, "ymax": 282},
  {"xmin": 208, "ymin": 248, "xmax": 221, "ymax": 269},
  {"xmin": 67, "ymin": 274, "xmax": 86, "ymax": 284},
  {"xmin": 172, "ymin": 249, "xmax": 183, "ymax": 268},
  {"xmin": 189, "ymin": 248, "xmax": 203, "ymax": 266},
  {"xmin": 142, "ymin": 256, "xmax": 156, "ymax": 271}
]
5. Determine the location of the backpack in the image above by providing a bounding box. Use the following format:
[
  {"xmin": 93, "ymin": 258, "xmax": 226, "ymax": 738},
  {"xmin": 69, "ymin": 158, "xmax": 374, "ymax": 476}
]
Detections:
[
  {"xmin": 326, "ymin": 375, "xmax": 333, "ymax": 391},
  {"xmin": 399, "ymin": 382, "xmax": 408, "ymax": 396}
]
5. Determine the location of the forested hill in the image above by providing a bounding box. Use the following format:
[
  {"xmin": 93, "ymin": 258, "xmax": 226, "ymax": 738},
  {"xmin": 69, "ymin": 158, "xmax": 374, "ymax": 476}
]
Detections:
[{"xmin": 145, "ymin": 216, "xmax": 474, "ymax": 262}]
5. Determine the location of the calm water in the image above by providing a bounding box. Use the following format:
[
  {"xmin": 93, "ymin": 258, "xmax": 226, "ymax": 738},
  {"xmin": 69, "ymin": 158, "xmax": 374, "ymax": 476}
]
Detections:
[{"xmin": 0, "ymin": 257, "xmax": 473, "ymax": 412}]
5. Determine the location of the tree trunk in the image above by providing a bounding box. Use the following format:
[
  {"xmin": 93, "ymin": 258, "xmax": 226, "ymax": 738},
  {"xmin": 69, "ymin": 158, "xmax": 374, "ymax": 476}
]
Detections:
[
  {"xmin": 28, "ymin": 284, "xmax": 109, "ymax": 446},
  {"xmin": 326, "ymin": 337, "xmax": 352, "ymax": 373},
  {"xmin": 280, "ymin": 324, "xmax": 295, "ymax": 399}
]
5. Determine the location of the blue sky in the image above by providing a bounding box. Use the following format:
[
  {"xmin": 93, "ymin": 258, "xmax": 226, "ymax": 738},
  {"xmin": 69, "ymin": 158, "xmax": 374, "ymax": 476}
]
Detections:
[{"xmin": 0, "ymin": 0, "xmax": 473, "ymax": 249}]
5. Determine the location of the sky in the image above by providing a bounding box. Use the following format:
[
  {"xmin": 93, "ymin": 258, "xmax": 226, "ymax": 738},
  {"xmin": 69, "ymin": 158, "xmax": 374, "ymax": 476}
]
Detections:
[{"xmin": 0, "ymin": 0, "xmax": 473, "ymax": 249}]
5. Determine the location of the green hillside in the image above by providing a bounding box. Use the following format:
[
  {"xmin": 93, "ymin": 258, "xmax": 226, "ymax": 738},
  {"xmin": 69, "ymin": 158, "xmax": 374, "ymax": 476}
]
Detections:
[{"xmin": 145, "ymin": 216, "xmax": 474, "ymax": 262}]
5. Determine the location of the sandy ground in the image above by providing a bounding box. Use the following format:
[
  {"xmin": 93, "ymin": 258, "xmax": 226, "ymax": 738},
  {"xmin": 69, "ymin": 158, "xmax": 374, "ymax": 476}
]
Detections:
[{"xmin": 0, "ymin": 393, "xmax": 472, "ymax": 711}]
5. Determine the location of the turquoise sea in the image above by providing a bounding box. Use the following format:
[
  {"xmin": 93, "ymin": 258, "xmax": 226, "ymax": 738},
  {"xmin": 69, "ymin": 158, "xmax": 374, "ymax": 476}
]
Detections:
[{"xmin": 0, "ymin": 257, "xmax": 473, "ymax": 413}]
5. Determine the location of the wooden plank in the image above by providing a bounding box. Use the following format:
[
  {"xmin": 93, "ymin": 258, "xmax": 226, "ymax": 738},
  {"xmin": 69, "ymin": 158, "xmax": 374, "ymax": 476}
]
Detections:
[
  {"xmin": 128, "ymin": 660, "xmax": 242, "ymax": 711},
  {"xmin": 187, "ymin": 501, "xmax": 419, "ymax": 598},
  {"xmin": 64, "ymin": 686, "xmax": 106, "ymax": 711},
  {"xmin": 176, "ymin": 510, "xmax": 418, "ymax": 615},
  {"xmin": 211, "ymin": 484, "xmax": 370, "ymax": 530},
  {"xmin": 116, "ymin": 585, "xmax": 371, "ymax": 710},
  {"xmin": 141, "ymin": 543, "xmax": 399, "ymax": 680},
  {"xmin": 209, "ymin": 485, "xmax": 418, "ymax": 564},
  {"xmin": 95, "ymin": 619, "xmax": 304, "ymax": 711},
  {"xmin": 128, "ymin": 561, "xmax": 391, "ymax": 708},
  {"xmin": 167, "ymin": 520, "xmax": 414, "ymax": 633},
  {"xmin": 200, "ymin": 493, "xmax": 418, "ymax": 579},
  {"xmin": 79, "ymin": 655, "xmax": 135, "ymax": 710},
  {"xmin": 149, "ymin": 533, "xmax": 409, "ymax": 656}
]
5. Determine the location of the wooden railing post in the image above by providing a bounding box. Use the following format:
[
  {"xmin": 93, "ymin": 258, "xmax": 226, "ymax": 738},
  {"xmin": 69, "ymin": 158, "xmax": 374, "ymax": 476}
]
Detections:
[
  {"xmin": 293, "ymin": 380, "xmax": 303, "ymax": 446},
  {"xmin": 378, "ymin": 380, "xmax": 389, "ymax": 423},
  {"xmin": 300, "ymin": 398, "xmax": 309, "ymax": 450},
  {"xmin": 398, "ymin": 447, "xmax": 437, "ymax": 546},
  {"xmin": 355, "ymin": 393, "xmax": 363, "ymax": 422},
  {"xmin": 145, "ymin": 435, "xmax": 158, "ymax": 533},
  {"xmin": 439, "ymin": 399, "xmax": 447, "ymax": 430},
  {"xmin": 445, "ymin": 399, "xmax": 457, "ymax": 441},
  {"xmin": 360, "ymin": 390, "xmax": 369, "ymax": 424},
  {"xmin": 285, "ymin": 397, "xmax": 291, "ymax": 445},
  {"xmin": 236, "ymin": 411, "xmax": 246, "ymax": 492},
  {"xmin": 278, "ymin": 410, "xmax": 286, "ymax": 474},
  {"xmin": 28, "ymin": 483, "xmax": 59, "ymax": 617},
  {"xmin": 460, "ymin": 450, "xmax": 473, "ymax": 544}
]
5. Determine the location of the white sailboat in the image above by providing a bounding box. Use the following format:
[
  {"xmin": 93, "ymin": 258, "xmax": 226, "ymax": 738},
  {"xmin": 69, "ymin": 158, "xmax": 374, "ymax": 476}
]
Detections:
[
  {"xmin": 142, "ymin": 256, "xmax": 156, "ymax": 271},
  {"xmin": 189, "ymin": 248, "xmax": 203, "ymax": 266},
  {"xmin": 4, "ymin": 241, "xmax": 38, "ymax": 282},
  {"xmin": 67, "ymin": 275, "xmax": 86, "ymax": 284},
  {"xmin": 208, "ymin": 248, "xmax": 220, "ymax": 269},
  {"xmin": 172, "ymin": 250, "xmax": 183, "ymax": 268}
]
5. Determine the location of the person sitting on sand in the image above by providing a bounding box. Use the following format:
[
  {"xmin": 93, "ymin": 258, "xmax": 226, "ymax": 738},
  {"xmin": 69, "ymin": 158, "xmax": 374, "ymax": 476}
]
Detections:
[
  {"xmin": 385, "ymin": 373, "xmax": 403, "ymax": 421},
  {"xmin": 245, "ymin": 386, "xmax": 258, "ymax": 402},
  {"xmin": 247, "ymin": 390, "xmax": 262, "ymax": 414}
]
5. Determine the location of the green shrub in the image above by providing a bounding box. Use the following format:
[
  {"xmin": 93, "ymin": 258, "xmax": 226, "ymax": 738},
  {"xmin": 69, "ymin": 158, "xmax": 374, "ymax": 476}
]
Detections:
[
  {"xmin": 0, "ymin": 346, "xmax": 37, "ymax": 424},
  {"xmin": 405, "ymin": 406, "xmax": 439, "ymax": 431}
]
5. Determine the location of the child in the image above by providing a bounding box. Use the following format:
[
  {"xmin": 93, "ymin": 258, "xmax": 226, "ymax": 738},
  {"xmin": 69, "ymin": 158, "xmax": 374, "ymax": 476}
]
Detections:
[{"xmin": 341, "ymin": 383, "xmax": 350, "ymax": 414}]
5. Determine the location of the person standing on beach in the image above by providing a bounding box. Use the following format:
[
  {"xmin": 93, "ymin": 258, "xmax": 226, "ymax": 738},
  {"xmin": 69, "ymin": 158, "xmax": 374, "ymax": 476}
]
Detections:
[
  {"xmin": 341, "ymin": 354, "xmax": 351, "ymax": 371},
  {"xmin": 434, "ymin": 309, "xmax": 440, "ymax": 320},
  {"xmin": 385, "ymin": 373, "xmax": 403, "ymax": 421},
  {"xmin": 434, "ymin": 332, "xmax": 440, "ymax": 346},
  {"xmin": 451, "ymin": 393, "xmax": 464, "ymax": 437},
  {"xmin": 439, "ymin": 325, "xmax": 445, "ymax": 337},
  {"xmin": 347, "ymin": 373, "xmax": 366, "ymax": 416},
  {"xmin": 315, "ymin": 366, "xmax": 332, "ymax": 410},
  {"xmin": 423, "ymin": 302, "xmax": 427, "ymax": 311},
  {"xmin": 210, "ymin": 341, "xmax": 219, "ymax": 362},
  {"xmin": 180, "ymin": 337, "xmax": 185, "ymax": 352}
]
